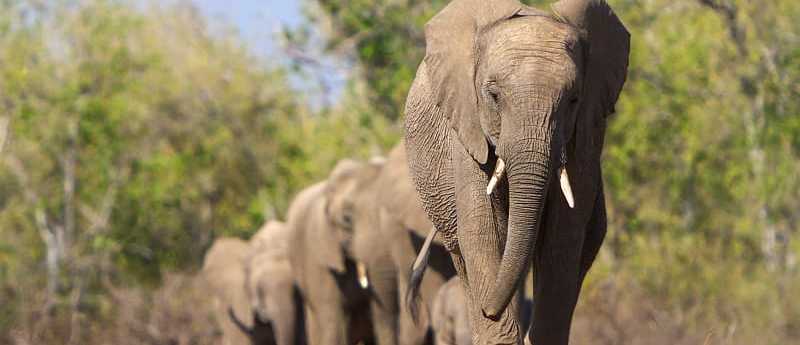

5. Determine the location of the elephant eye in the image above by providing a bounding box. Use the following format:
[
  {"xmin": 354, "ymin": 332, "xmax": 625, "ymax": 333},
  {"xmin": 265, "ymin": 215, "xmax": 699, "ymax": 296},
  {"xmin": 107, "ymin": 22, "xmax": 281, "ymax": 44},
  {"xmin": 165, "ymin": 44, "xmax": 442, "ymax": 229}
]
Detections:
[
  {"xmin": 483, "ymin": 82, "xmax": 501, "ymax": 111},
  {"xmin": 488, "ymin": 89, "xmax": 500, "ymax": 104},
  {"xmin": 341, "ymin": 203, "xmax": 355, "ymax": 229}
]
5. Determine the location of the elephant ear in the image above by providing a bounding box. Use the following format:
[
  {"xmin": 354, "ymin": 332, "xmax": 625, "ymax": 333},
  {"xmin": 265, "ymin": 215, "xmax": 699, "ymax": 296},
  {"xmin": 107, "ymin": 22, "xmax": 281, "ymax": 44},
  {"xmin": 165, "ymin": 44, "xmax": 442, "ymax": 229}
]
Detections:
[
  {"xmin": 423, "ymin": 0, "xmax": 525, "ymax": 165},
  {"xmin": 551, "ymin": 0, "xmax": 630, "ymax": 118},
  {"xmin": 313, "ymin": 195, "xmax": 347, "ymax": 273}
]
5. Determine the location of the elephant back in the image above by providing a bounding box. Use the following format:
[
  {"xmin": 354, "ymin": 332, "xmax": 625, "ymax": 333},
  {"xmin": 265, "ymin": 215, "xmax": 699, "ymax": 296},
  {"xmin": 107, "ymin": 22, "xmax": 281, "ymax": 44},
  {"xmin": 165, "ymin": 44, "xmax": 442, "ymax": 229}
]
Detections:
[
  {"xmin": 285, "ymin": 181, "xmax": 329, "ymax": 290},
  {"xmin": 251, "ymin": 220, "xmax": 291, "ymax": 260}
]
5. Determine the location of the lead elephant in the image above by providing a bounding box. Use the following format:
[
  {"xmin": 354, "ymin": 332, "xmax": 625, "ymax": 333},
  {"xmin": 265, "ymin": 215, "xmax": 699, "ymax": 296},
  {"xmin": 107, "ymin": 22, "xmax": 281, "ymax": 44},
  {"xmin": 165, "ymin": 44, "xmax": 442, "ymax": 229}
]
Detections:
[{"xmin": 403, "ymin": 0, "xmax": 630, "ymax": 344}]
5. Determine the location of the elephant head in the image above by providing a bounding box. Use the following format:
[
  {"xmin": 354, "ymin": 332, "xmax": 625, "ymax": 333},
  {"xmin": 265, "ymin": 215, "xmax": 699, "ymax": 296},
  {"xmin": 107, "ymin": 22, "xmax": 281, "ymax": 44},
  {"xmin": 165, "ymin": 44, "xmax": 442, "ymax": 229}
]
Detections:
[
  {"xmin": 406, "ymin": 0, "xmax": 629, "ymax": 340},
  {"xmin": 322, "ymin": 158, "xmax": 385, "ymax": 279},
  {"xmin": 239, "ymin": 220, "xmax": 305, "ymax": 345},
  {"xmin": 432, "ymin": 277, "xmax": 473, "ymax": 345},
  {"xmin": 202, "ymin": 237, "xmax": 273, "ymax": 345}
]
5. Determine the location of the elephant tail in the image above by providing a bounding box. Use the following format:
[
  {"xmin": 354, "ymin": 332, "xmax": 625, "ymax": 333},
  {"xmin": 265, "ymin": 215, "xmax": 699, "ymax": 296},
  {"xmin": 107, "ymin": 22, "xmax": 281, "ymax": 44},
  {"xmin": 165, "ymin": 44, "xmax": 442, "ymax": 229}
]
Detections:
[{"xmin": 405, "ymin": 227, "xmax": 437, "ymax": 323}]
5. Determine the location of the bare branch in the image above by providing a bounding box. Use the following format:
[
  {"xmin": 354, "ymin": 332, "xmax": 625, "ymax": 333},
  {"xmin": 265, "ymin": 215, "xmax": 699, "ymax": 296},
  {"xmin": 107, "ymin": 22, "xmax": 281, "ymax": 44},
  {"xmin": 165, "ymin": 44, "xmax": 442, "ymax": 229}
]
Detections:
[
  {"xmin": 62, "ymin": 146, "xmax": 77, "ymax": 253},
  {"xmin": 697, "ymin": 0, "xmax": 747, "ymax": 57},
  {"xmin": 79, "ymin": 183, "xmax": 119, "ymax": 235},
  {"xmin": 5, "ymin": 154, "xmax": 62, "ymax": 302},
  {"xmin": 0, "ymin": 116, "xmax": 8, "ymax": 153},
  {"xmin": 81, "ymin": 160, "xmax": 129, "ymax": 237}
]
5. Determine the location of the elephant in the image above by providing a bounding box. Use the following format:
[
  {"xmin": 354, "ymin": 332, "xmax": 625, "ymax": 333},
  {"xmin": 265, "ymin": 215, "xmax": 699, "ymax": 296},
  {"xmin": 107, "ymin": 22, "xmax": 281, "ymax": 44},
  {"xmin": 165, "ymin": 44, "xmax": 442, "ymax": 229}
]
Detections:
[
  {"xmin": 330, "ymin": 157, "xmax": 399, "ymax": 345},
  {"xmin": 403, "ymin": 0, "xmax": 630, "ymax": 344},
  {"xmin": 202, "ymin": 221, "xmax": 306, "ymax": 345},
  {"xmin": 202, "ymin": 237, "xmax": 273, "ymax": 345},
  {"xmin": 286, "ymin": 169, "xmax": 380, "ymax": 345},
  {"xmin": 431, "ymin": 277, "xmax": 472, "ymax": 345},
  {"xmin": 430, "ymin": 277, "xmax": 534, "ymax": 345},
  {"xmin": 373, "ymin": 145, "xmax": 456, "ymax": 345},
  {"xmin": 324, "ymin": 146, "xmax": 457, "ymax": 345},
  {"xmin": 234, "ymin": 220, "xmax": 307, "ymax": 345}
]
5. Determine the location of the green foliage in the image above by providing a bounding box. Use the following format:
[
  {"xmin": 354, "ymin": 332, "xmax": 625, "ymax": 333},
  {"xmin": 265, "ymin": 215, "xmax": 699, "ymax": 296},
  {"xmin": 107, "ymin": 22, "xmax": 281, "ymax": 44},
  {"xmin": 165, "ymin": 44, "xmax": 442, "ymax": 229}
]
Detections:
[
  {"xmin": 304, "ymin": 0, "xmax": 447, "ymax": 119},
  {"xmin": 0, "ymin": 1, "xmax": 390, "ymax": 341}
]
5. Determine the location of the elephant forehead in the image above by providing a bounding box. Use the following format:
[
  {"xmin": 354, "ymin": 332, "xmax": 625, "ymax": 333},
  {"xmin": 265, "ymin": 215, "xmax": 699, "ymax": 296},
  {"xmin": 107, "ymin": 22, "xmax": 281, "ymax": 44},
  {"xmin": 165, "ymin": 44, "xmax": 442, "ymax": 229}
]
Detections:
[
  {"xmin": 490, "ymin": 15, "xmax": 578, "ymax": 48},
  {"xmin": 482, "ymin": 16, "xmax": 580, "ymax": 77}
]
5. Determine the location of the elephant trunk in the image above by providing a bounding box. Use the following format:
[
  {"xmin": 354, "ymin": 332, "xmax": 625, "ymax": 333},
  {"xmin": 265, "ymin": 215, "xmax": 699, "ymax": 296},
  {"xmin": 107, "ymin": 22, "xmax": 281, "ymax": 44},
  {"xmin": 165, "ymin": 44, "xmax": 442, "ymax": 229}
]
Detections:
[
  {"xmin": 482, "ymin": 132, "xmax": 552, "ymax": 318},
  {"xmin": 228, "ymin": 306, "xmax": 255, "ymax": 336}
]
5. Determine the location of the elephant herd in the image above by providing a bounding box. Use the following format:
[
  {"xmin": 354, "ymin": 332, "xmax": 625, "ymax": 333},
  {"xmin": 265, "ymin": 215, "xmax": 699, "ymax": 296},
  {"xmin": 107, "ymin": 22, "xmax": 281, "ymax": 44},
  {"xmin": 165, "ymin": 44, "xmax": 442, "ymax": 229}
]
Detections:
[
  {"xmin": 202, "ymin": 145, "xmax": 468, "ymax": 345},
  {"xmin": 203, "ymin": 0, "xmax": 630, "ymax": 344}
]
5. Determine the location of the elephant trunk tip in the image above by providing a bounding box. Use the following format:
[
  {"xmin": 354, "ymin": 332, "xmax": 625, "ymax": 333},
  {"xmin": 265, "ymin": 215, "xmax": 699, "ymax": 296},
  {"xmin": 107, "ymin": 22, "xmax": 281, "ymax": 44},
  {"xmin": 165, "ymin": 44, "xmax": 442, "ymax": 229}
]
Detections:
[
  {"xmin": 227, "ymin": 306, "xmax": 254, "ymax": 336},
  {"xmin": 481, "ymin": 303, "xmax": 503, "ymax": 321}
]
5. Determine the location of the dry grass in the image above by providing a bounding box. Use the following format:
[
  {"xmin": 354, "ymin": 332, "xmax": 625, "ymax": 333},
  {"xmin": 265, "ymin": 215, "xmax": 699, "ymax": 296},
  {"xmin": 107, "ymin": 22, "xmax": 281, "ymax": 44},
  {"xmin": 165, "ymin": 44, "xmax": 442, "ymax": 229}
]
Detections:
[
  {"xmin": 7, "ymin": 273, "xmax": 221, "ymax": 345},
  {"xmin": 570, "ymin": 275, "xmax": 796, "ymax": 345},
  {"xmin": 5, "ymin": 271, "xmax": 796, "ymax": 344}
]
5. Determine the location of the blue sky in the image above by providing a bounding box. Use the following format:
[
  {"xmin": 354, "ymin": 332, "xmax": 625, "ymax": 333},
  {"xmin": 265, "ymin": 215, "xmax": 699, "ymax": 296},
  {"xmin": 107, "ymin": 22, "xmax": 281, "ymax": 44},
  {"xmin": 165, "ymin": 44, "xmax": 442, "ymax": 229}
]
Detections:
[
  {"xmin": 194, "ymin": 0, "xmax": 305, "ymax": 57},
  {"xmin": 192, "ymin": 0, "xmax": 345, "ymax": 105}
]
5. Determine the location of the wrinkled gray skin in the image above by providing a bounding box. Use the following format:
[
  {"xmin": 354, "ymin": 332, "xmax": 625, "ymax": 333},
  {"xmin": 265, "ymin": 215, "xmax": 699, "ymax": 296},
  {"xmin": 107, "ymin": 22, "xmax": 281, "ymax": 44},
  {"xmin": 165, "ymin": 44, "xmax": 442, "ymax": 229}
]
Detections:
[
  {"xmin": 404, "ymin": 0, "xmax": 630, "ymax": 344},
  {"xmin": 287, "ymin": 178, "xmax": 375, "ymax": 345},
  {"xmin": 337, "ymin": 147, "xmax": 456, "ymax": 345},
  {"xmin": 202, "ymin": 238, "xmax": 273, "ymax": 345},
  {"xmin": 374, "ymin": 145, "xmax": 456, "ymax": 345},
  {"xmin": 432, "ymin": 277, "xmax": 472, "ymax": 345},
  {"xmin": 237, "ymin": 220, "xmax": 306, "ymax": 345}
]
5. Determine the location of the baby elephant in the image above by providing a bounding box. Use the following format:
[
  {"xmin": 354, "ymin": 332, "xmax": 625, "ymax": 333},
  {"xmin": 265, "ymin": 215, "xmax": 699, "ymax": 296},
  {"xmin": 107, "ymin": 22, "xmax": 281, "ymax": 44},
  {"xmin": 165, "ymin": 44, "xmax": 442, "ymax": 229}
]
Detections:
[
  {"xmin": 431, "ymin": 277, "xmax": 533, "ymax": 345},
  {"xmin": 431, "ymin": 277, "xmax": 472, "ymax": 345}
]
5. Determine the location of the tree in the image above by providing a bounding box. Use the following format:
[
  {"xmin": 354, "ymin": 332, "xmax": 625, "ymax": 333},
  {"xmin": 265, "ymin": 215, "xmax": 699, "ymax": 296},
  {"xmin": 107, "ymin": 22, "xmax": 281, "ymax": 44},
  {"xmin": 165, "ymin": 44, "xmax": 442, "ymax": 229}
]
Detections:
[{"xmin": 0, "ymin": 1, "xmax": 309, "ymax": 342}]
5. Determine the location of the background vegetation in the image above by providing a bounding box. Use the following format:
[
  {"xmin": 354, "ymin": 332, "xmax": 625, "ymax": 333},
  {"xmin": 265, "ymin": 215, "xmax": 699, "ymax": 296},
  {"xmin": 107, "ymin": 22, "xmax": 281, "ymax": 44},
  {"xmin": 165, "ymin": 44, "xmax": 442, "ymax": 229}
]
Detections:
[{"xmin": 0, "ymin": 0, "xmax": 797, "ymax": 344}]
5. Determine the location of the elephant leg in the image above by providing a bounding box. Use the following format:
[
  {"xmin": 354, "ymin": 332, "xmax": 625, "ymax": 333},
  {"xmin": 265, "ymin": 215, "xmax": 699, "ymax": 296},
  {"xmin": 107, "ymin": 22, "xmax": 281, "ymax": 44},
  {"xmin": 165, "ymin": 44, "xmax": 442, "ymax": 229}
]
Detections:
[
  {"xmin": 528, "ymin": 204, "xmax": 586, "ymax": 345},
  {"xmin": 316, "ymin": 302, "xmax": 350, "ymax": 345},
  {"xmin": 305, "ymin": 269, "xmax": 350, "ymax": 345},
  {"xmin": 528, "ymin": 249, "xmax": 582, "ymax": 345},
  {"xmin": 391, "ymin": 219, "xmax": 432, "ymax": 345},
  {"xmin": 272, "ymin": 284, "xmax": 299, "ymax": 345},
  {"xmin": 304, "ymin": 305, "xmax": 320, "ymax": 345},
  {"xmin": 578, "ymin": 184, "xmax": 607, "ymax": 285},
  {"xmin": 369, "ymin": 251, "xmax": 399, "ymax": 345}
]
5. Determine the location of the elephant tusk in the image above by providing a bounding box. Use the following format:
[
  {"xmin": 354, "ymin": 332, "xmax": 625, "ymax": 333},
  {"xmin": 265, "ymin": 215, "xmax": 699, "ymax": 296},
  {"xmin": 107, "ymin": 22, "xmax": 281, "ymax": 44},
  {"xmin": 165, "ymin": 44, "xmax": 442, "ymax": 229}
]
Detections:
[
  {"xmin": 356, "ymin": 261, "xmax": 369, "ymax": 289},
  {"xmin": 559, "ymin": 167, "xmax": 575, "ymax": 208},
  {"xmin": 486, "ymin": 158, "xmax": 506, "ymax": 195}
]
